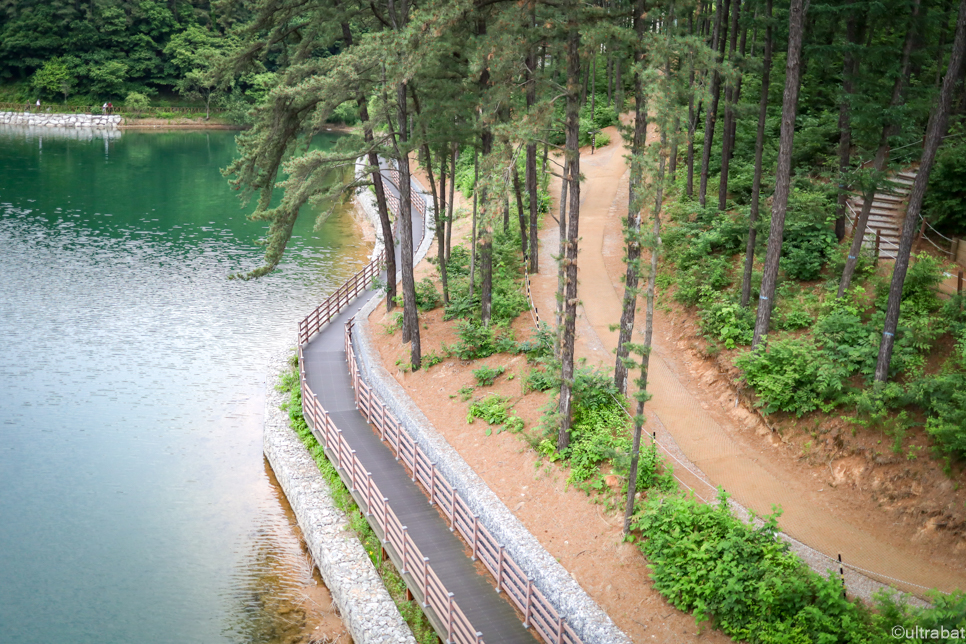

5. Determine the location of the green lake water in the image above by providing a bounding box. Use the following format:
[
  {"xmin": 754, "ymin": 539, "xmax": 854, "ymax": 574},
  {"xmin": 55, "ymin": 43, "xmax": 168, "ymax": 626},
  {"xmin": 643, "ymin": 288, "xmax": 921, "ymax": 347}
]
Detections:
[{"xmin": 0, "ymin": 126, "xmax": 370, "ymax": 643}]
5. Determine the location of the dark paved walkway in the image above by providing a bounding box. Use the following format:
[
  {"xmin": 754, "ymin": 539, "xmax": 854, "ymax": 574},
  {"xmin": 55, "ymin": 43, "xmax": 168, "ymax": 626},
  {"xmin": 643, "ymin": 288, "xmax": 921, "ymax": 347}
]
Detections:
[{"xmin": 301, "ymin": 178, "xmax": 534, "ymax": 643}]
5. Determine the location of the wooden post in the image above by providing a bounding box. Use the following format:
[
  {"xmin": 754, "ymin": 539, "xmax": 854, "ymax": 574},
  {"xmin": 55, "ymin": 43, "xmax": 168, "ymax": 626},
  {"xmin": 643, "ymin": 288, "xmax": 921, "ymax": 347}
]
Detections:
[
  {"xmin": 365, "ymin": 472, "xmax": 373, "ymax": 517},
  {"xmin": 557, "ymin": 614, "xmax": 567, "ymax": 644},
  {"xmin": 471, "ymin": 516, "xmax": 479, "ymax": 561},
  {"xmin": 401, "ymin": 526, "xmax": 409, "ymax": 574},
  {"xmin": 349, "ymin": 449, "xmax": 357, "ymax": 491},
  {"xmin": 838, "ymin": 553, "xmax": 846, "ymax": 599},
  {"xmin": 951, "ymin": 237, "xmax": 960, "ymax": 261},
  {"xmin": 958, "ymin": 269, "xmax": 963, "ymax": 297},
  {"xmin": 422, "ymin": 556, "xmax": 430, "ymax": 608},
  {"xmin": 495, "ymin": 546, "xmax": 505, "ymax": 593},
  {"xmin": 874, "ymin": 229, "xmax": 880, "ymax": 265},
  {"xmin": 918, "ymin": 217, "xmax": 928, "ymax": 242},
  {"xmin": 430, "ymin": 464, "xmax": 437, "ymax": 506},
  {"xmin": 447, "ymin": 592, "xmax": 455, "ymax": 643},
  {"xmin": 382, "ymin": 498, "xmax": 389, "ymax": 544},
  {"xmin": 410, "ymin": 441, "xmax": 417, "ymax": 483},
  {"xmin": 524, "ymin": 576, "xmax": 534, "ymax": 628},
  {"xmin": 449, "ymin": 487, "xmax": 457, "ymax": 532}
]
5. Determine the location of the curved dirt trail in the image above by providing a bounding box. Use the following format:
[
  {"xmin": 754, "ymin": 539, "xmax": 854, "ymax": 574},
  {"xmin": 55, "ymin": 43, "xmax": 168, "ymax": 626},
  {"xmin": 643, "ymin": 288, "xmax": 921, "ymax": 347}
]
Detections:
[{"xmin": 530, "ymin": 126, "xmax": 966, "ymax": 596}]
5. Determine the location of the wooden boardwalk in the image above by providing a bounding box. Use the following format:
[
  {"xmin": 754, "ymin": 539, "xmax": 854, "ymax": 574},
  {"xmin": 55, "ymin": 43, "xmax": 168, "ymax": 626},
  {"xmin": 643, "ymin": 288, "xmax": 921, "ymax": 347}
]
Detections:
[{"xmin": 299, "ymin": 182, "xmax": 535, "ymax": 643}]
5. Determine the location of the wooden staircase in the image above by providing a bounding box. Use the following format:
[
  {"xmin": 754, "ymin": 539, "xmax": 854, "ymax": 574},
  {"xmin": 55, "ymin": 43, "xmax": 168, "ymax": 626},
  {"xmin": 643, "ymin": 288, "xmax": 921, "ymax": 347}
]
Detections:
[{"xmin": 846, "ymin": 169, "xmax": 917, "ymax": 260}]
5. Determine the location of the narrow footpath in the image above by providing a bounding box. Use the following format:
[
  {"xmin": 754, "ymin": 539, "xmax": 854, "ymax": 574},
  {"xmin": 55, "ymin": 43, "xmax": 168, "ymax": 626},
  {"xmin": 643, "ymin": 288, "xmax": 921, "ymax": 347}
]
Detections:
[
  {"xmin": 530, "ymin": 126, "xmax": 966, "ymax": 596},
  {"xmin": 301, "ymin": 196, "xmax": 534, "ymax": 642}
]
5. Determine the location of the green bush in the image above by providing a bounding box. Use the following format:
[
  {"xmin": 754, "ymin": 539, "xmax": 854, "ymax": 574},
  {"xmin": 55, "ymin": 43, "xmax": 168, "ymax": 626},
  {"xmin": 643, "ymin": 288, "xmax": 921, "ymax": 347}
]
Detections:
[
  {"xmin": 415, "ymin": 277, "xmax": 442, "ymax": 311},
  {"xmin": 472, "ymin": 365, "xmax": 505, "ymax": 386},
  {"xmin": 735, "ymin": 339, "xmax": 848, "ymax": 416},
  {"xmin": 466, "ymin": 394, "xmax": 523, "ymax": 434},
  {"xmin": 453, "ymin": 321, "xmax": 496, "ymax": 360},
  {"xmin": 700, "ymin": 300, "xmax": 755, "ymax": 349},
  {"xmin": 517, "ymin": 322, "xmax": 554, "ymax": 360},
  {"xmin": 523, "ymin": 368, "xmax": 557, "ymax": 393},
  {"xmin": 632, "ymin": 492, "xmax": 878, "ymax": 643}
]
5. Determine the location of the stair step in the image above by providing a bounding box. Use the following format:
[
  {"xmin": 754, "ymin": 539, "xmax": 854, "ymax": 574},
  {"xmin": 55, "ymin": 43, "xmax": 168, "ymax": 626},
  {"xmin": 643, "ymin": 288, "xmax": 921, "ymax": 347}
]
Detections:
[
  {"xmin": 891, "ymin": 176, "xmax": 915, "ymax": 186},
  {"xmin": 897, "ymin": 171, "xmax": 918, "ymax": 181}
]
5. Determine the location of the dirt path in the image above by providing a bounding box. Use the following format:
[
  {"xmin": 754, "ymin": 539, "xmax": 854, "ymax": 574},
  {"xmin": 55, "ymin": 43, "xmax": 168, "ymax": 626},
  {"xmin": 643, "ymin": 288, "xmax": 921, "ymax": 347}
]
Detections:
[{"xmin": 531, "ymin": 126, "xmax": 966, "ymax": 597}]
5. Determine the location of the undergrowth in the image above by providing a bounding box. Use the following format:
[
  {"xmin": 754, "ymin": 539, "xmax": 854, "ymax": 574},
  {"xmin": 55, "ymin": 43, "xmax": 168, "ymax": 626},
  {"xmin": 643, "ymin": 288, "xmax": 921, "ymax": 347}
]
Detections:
[
  {"xmin": 631, "ymin": 490, "xmax": 966, "ymax": 643},
  {"xmin": 277, "ymin": 356, "xmax": 437, "ymax": 644}
]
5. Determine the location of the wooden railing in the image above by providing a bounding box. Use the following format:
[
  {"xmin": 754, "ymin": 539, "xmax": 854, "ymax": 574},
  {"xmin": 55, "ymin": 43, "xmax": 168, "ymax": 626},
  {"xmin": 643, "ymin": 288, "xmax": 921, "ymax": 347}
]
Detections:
[
  {"xmin": 297, "ymin": 252, "xmax": 385, "ymax": 345},
  {"xmin": 345, "ymin": 318, "xmax": 583, "ymax": 644},
  {"xmin": 297, "ymin": 172, "xmax": 429, "ymax": 345},
  {"xmin": 298, "ymin": 340, "xmax": 482, "ymax": 644},
  {"xmin": 0, "ymin": 102, "xmax": 219, "ymax": 116}
]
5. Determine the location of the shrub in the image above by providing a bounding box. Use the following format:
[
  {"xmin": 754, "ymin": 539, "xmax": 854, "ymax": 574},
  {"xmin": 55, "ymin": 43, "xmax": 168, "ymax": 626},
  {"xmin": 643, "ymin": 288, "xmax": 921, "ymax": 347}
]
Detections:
[
  {"xmin": 700, "ymin": 300, "xmax": 755, "ymax": 349},
  {"xmin": 517, "ymin": 322, "xmax": 554, "ymax": 360},
  {"xmin": 466, "ymin": 395, "xmax": 523, "ymax": 434},
  {"xmin": 124, "ymin": 91, "xmax": 149, "ymax": 116},
  {"xmin": 735, "ymin": 339, "xmax": 848, "ymax": 416},
  {"xmin": 524, "ymin": 368, "xmax": 557, "ymax": 393},
  {"xmin": 453, "ymin": 321, "xmax": 496, "ymax": 359},
  {"xmin": 473, "ymin": 365, "xmax": 505, "ymax": 386},
  {"xmin": 631, "ymin": 492, "xmax": 880, "ymax": 643},
  {"xmin": 567, "ymin": 401, "xmax": 631, "ymax": 483},
  {"xmin": 415, "ymin": 277, "xmax": 442, "ymax": 311}
]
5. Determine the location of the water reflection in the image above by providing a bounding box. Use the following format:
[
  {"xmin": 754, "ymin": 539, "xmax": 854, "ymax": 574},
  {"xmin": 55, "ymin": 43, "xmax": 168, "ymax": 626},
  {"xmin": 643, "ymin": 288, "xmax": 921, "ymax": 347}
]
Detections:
[{"xmin": 0, "ymin": 129, "xmax": 367, "ymax": 643}]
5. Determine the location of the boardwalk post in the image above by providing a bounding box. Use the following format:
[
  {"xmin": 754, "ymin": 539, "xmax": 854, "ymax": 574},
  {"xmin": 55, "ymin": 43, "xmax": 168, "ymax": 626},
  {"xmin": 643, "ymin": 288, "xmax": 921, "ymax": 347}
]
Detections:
[
  {"xmin": 447, "ymin": 592, "xmax": 455, "ymax": 643},
  {"xmin": 495, "ymin": 545, "xmax": 504, "ymax": 593},
  {"xmin": 365, "ymin": 472, "xmax": 373, "ymax": 517},
  {"xmin": 410, "ymin": 442, "xmax": 417, "ymax": 483},
  {"xmin": 524, "ymin": 576, "xmax": 533, "ymax": 628},
  {"xmin": 401, "ymin": 526, "xmax": 409, "ymax": 574},
  {"xmin": 449, "ymin": 487, "xmax": 457, "ymax": 532},
  {"xmin": 422, "ymin": 556, "xmax": 429, "ymax": 608},
  {"xmin": 471, "ymin": 515, "xmax": 479, "ymax": 561},
  {"xmin": 349, "ymin": 449, "xmax": 357, "ymax": 491},
  {"xmin": 557, "ymin": 615, "xmax": 567, "ymax": 643},
  {"xmin": 382, "ymin": 498, "xmax": 389, "ymax": 544}
]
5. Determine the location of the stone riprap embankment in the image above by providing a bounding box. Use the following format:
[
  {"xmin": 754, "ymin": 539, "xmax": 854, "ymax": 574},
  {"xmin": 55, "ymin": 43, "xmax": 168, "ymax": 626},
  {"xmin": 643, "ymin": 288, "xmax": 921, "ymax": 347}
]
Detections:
[
  {"xmin": 263, "ymin": 350, "xmax": 416, "ymax": 644},
  {"xmin": 0, "ymin": 111, "xmax": 122, "ymax": 129}
]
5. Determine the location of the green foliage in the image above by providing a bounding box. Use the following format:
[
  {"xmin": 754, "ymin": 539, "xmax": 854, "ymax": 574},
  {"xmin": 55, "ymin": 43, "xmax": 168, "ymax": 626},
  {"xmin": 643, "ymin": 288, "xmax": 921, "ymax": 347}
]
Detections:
[
  {"xmin": 517, "ymin": 322, "xmax": 554, "ymax": 360},
  {"xmin": 632, "ymin": 492, "xmax": 871, "ymax": 642},
  {"xmin": 565, "ymin": 402, "xmax": 631, "ymax": 483},
  {"xmin": 453, "ymin": 321, "xmax": 496, "ymax": 359},
  {"xmin": 925, "ymin": 124, "xmax": 966, "ymax": 236},
  {"xmin": 31, "ymin": 57, "xmax": 72, "ymax": 101},
  {"xmin": 472, "ymin": 365, "xmax": 505, "ymax": 386},
  {"xmin": 700, "ymin": 300, "xmax": 755, "ymax": 349},
  {"xmin": 466, "ymin": 394, "xmax": 522, "ymax": 434},
  {"xmin": 415, "ymin": 277, "xmax": 442, "ymax": 311},
  {"xmin": 124, "ymin": 91, "xmax": 149, "ymax": 115},
  {"xmin": 736, "ymin": 339, "xmax": 848, "ymax": 416},
  {"xmin": 523, "ymin": 368, "xmax": 558, "ymax": 393}
]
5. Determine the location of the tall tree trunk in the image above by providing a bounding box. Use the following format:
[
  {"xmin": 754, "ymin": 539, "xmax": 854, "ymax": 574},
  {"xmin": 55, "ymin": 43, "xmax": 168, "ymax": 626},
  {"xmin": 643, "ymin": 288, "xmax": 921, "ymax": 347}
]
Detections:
[
  {"xmin": 838, "ymin": 0, "xmax": 921, "ymax": 298},
  {"xmin": 740, "ymin": 0, "xmax": 772, "ymax": 308},
  {"xmin": 751, "ymin": 0, "xmax": 807, "ymax": 349},
  {"xmin": 615, "ymin": 0, "xmax": 648, "ymax": 394},
  {"xmin": 614, "ymin": 57, "xmax": 623, "ymax": 113},
  {"xmin": 437, "ymin": 143, "xmax": 449, "ymax": 304},
  {"xmin": 514, "ymin": 166, "xmax": 528, "ymax": 259},
  {"xmin": 717, "ymin": 0, "xmax": 742, "ymax": 211},
  {"xmin": 669, "ymin": 115, "xmax": 680, "ymax": 181},
  {"xmin": 624, "ymin": 120, "xmax": 667, "ymax": 535},
  {"xmin": 876, "ymin": 0, "xmax": 966, "ymax": 382},
  {"xmin": 834, "ymin": 8, "xmax": 863, "ymax": 242},
  {"xmin": 557, "ymin": 11, "xmax": 582, "ymax": 453},
  {"xmin": 525, "ymin": 3, "xmax": 539, "ymax": 275},
  {"xmin": 555, "ymin": 156, "xmax": 569, "ymax": 336},
  {"xmin": 396, "ymin": 81, "xmax": 421, "ymax": 367},
  {"xmin": 470, "ymin": 148, "xmax": 478, "ymax": 297},
  {"xmin": 341, "ymin": 19, "xmax": 396, "ymax": 310},
  {"xmin": 447, "ymin": 143, "xmax": 456, "ymax": 263},
  {"xmin": 699, "ymin": 0, "xmax": 731, "ymax": 207}
]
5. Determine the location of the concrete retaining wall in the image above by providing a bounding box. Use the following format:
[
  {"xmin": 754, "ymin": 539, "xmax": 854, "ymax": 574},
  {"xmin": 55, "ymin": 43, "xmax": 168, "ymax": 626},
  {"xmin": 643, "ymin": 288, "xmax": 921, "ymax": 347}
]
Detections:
[{"xmin": 0, "ymin": 111, "xmax": 122, "ymax": 129}]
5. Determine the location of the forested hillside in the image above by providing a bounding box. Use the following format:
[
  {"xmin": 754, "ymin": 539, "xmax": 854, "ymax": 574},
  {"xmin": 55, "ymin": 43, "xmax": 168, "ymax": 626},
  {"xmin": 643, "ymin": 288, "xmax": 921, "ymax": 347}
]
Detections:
[{"xmin": 8, "ymin": 0, "xmax": 966, "ymax": 637}]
